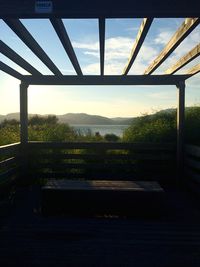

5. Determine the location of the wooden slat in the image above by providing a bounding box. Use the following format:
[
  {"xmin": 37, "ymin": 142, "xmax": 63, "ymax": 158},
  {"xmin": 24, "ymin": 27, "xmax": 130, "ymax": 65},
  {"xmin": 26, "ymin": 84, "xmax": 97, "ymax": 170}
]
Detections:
[
  {"xmin": 0, "ymin": 143, "xmax": 20, "ymax": 156},
  {"xmin": 144, "ymin": 18, "xmax": 200, "ymax": 74},
  {"xmin": 186, "ymin": 145, "xmax": 200, "ymax": 158},
  {"xmin": 30, "ymin": 152, "xmax": 174, "ymax": 161},
  {"xmin": 0, "ymin": 40, "xmax": 42, "ymax": 76},
  {"xmin": 27, "ymin": 141, "xmax": 176, "ymax": 151},
  {"xmin": 99, "ymin": 18, "xmax": 105, "ymax": 76},
  {"xmin": 50, "ymin": 18, "xmax": 82, "ymax": 75},
  {"xmin": 123, "ymin": 18, "xmax": 153, "ymax": 75},
  {"xmin": 0, "ymin": 157, "xmax": 16, "ymax": 169},
  {"xmin": 186, "ymin": 63, "xmax": 200, "ymax": 76},
  {"xmin": 0, "ymin": 60, "xmax": 23, "ymax": 80},
  {"xmin": 22, "ymin": 74, "xmax": 190, "ymax": 85},
  {"xmin": 165, "ymin": 43, "xmax": 200, "ymax": 74},
  {"xmin": 4, "ymin": 19, "xmax": 62, "ymax": 76}
]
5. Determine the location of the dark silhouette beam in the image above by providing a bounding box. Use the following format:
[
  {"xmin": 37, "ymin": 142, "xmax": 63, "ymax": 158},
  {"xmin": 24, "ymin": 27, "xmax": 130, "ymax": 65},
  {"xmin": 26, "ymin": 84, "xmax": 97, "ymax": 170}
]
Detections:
[
  {"xmin": 50, "ymin": 18, "xmax": 82, "ymax": 75},
  {"xmin": 99, "ymin": 18, "xmax": 105, "ymax": 76},
  {"xmin": 22, "ymin": 75, "xmax": 190, "ymax": 85},
  {"xmin": 0, "ymin": 40, "xmax": 42, "ymax": 76},
  {"xmin": 4, "ymin": 19, "xmax": 62, "ymax": 76},
  {"xmin": 0, "ymin": 61, "xmax": 23, "ymax": 80}
]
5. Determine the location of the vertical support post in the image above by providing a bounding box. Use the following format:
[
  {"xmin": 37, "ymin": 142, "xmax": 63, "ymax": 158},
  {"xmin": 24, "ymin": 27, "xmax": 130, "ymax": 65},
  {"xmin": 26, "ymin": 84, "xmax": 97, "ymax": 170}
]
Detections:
[
  {"xmin": 176, "ymin": 81, "xmax": 185, "ymax": 181},
  {"xmin": 19, "ymin": 81, "xmax": 29, "ymax": 181},
  {"xmin": 20, "ymin": 81, "xmax": 29, "ymax": 144}
]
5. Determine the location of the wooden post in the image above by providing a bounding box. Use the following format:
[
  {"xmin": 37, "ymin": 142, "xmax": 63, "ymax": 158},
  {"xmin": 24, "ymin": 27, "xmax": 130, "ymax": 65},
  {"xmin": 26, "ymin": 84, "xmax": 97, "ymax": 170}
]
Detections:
[
  {"xmin": 176, "ymin": 81, "xmax": 185, "ymax": 181},
  {"xmin": 20, "ymin": 81, "xmax": 28, "ymax": 144},
  {"xmin": 19, "ymin": 82, "xmax": 29, "ymax": 181}
]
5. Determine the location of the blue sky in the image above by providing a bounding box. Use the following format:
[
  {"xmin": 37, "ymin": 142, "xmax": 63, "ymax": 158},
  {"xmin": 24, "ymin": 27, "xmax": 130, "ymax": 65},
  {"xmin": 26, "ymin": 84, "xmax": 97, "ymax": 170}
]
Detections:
[{"xmin": 0, "ymin": 18, "xmax": 200, "ymax": 117}]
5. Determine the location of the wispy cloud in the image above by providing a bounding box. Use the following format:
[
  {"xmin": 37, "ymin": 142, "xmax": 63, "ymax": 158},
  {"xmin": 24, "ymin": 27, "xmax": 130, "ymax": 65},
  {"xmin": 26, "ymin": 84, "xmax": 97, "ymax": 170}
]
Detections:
[
  {"xmin": 72, "ymin": 41, "xmax": 99, "ymax": 51},
  {"xmin": 154, "ymin": 31, "xmax": 174, "ymax": 45},
  {"xmin": 71, "ymin": 24, "xmax": 200, "ymax": 76}
]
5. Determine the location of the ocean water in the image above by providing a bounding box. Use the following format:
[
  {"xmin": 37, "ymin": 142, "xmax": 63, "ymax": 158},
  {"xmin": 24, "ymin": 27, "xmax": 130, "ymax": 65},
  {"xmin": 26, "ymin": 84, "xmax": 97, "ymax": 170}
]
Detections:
[{"xmin": 71, "ymin": 125, "xmax": 129, "ymax": 137}]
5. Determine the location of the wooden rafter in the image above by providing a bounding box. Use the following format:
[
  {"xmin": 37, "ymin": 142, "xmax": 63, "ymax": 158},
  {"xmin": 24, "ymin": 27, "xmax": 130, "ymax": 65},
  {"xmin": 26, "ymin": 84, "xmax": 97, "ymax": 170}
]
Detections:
[
  {"xmin": 0, "ymin": 40, "xmax": 42, "ymax": 76},
  {"xmin": 99, "ymin": 18, "xmax": 105, "ymax": 76},
  {"xmin": 4, "ymin": 19, "xmax": 62, "ymax": 76},
  {"xmin": 22, "ymin": 75, "xmax": 189, "ymax": 86},
  {"xmin": 165, "ymin": 43, "xmax": 200, "ymax": 74},
  {"xmin": 0, "ymin": 61, "xmax": 23, "ymax": 80},
  {"xmin": 144, "ymin": 18, "xmax": 200, "ymax": 74},
  {"xmin": 123, "ymin": 18, "xmax": 153, "ymax": 75},
  {"xmin": 186, "ymin": 63, "xmax": 200, "ymax": 76},
  {"xmin": 50, "ymin": 18, "xmax": 82, "ymax": 76}
]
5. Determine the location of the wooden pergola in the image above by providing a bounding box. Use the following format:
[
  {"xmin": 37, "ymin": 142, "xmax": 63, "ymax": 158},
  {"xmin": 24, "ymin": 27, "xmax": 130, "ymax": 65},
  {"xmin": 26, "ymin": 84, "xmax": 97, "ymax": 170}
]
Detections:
[{"xmin": 0, "ymin": 0, "xmax": 200, "ymax": 177}]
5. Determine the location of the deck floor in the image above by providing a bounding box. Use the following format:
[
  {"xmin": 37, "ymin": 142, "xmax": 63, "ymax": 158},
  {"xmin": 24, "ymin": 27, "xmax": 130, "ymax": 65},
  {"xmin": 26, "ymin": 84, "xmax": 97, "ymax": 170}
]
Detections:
[{"xmin": 1, "ymin": 184, "xmax": 200, "ymax": 266}]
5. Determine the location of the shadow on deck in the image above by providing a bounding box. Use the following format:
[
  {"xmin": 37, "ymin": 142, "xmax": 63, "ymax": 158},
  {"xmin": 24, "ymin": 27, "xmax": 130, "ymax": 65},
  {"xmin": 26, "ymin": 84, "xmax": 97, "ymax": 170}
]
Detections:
[{"xmin": 1, "ymin": 183, "xmax": 200, "ymax": 266}]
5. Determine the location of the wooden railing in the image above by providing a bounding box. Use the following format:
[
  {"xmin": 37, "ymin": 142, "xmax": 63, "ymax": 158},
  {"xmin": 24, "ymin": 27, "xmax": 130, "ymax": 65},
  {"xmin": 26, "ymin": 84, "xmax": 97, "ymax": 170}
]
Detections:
[
  {"xmin": 185, "ymin": 145, "xmax": 200, "ymax": 190},
  {"xmin": 2, "ymin": 142, "xmax": 200, "ymax": 192},
  {"xmin": 0, "ymin": 143, "xmax": 20, "ymax": 193},
  {"xmin": 26, "ymin": 142, "xmax": 176, "ymax": 183}
]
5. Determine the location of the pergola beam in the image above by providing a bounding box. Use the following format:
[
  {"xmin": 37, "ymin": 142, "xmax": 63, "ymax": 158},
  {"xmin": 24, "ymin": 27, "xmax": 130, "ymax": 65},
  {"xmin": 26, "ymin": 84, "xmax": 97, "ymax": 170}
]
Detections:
[
  {"xmin": 99, "ymin": 18, "xmax": 105, "ymax": 76},
  {"xmin": 186, "ymin": 63, "xmax": 200, "ymax": 76},
  {"xmin": 1, "ymin": 0, "xmax": 200, "ymax": 18},
  {"xmin": 165, "ymin": 44, "xmax": 200, "ymax": 74},
  {"xmin": 50, "ymin": 18, "xmax": 83, "ymax": 76},
  {"xmin": 144, "ymin": 18, "xmax": 200, "ymax": 75},
  {"xmin": 0, "ymin": 40, "xmax": 42, "ymax": 76},
  {"xmin": 123, "ymin": 18, "xmax": 153, "ymax": 75},
  {"xmin": 22, "ymin": 75, "xmax": 190, "ymax": 86},
  {"xmin": 4, "ymin": 19, "xmax": 62, "ymax": 76},
  {"xmin": 0, "ymin": 61, "xmax": 23, "ymax": 80}
]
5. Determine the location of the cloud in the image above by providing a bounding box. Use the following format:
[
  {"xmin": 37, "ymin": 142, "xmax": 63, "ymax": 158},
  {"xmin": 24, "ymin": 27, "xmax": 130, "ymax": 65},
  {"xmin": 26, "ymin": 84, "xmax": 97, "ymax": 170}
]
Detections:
[
  {"xmin": 72, "ymin": 41, "xmax": 99, "ymax": 51},
  {"xmin": 84, "ymin": 51, "xmax": 100, "ymax": 58},
  {"xmin": 82, "ymin": 63, "xmax": 100, "ymax": 75},
  {"xmin": 154, "ymin": 31, "xmax": 174, "ymax": 45},
  {"xmin": 71, "ymin": 24, "xmax": 200, "ymax": 76}
]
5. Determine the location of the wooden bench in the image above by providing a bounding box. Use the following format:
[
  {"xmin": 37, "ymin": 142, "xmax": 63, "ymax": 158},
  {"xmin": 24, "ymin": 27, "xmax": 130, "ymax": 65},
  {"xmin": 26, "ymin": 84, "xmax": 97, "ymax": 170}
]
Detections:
[{"xmin": 41, "ymin": 180, "xmax": 165, "ymax": 216}]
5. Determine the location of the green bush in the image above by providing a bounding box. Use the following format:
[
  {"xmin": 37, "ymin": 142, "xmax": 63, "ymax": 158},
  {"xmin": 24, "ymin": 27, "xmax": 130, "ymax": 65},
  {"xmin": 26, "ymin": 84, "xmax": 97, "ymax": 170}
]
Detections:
[{"xmin": 123, "ymin": 107, "xmax": 200, "ymax": 145}]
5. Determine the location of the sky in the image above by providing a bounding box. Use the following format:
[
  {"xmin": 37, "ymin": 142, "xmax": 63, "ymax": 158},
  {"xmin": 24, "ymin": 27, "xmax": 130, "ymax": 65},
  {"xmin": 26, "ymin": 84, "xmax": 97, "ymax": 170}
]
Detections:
[{"xmin": 0, "ymin": 18, "xmax": 200, "ymax": 117}]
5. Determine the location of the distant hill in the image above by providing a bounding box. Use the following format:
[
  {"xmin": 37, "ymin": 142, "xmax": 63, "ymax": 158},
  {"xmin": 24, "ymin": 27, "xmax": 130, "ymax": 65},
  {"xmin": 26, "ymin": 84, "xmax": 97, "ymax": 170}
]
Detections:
[
  {"xmin": 0, "ymin": 112, "xmax": 135, "ymax": 125},
  {"xmin": 58, "ymin": 113, "xmax": 114, "ymax": 125}
]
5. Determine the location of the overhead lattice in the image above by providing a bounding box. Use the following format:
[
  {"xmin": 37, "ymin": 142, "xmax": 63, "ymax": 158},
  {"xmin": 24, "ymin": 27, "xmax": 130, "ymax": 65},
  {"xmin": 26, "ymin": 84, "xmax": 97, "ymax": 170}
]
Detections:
[{"xmin": 0, "ymin": 1, "xmax": 199, "ymax": 86}]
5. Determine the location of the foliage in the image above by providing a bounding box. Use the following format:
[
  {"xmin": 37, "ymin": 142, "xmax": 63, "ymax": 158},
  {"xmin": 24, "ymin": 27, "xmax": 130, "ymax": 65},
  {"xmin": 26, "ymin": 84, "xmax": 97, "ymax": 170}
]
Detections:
[
  {"xmin": 123, "ymin": 110, "xmax": 176, "ymax": 142},
  {"xmin": 0, "ymin": 115, "xmax": 106, "ymax": 145},
  {"xmin": 1, "ymin": 107, "xmax": 200, "ymax": 146},
  {"xmin": 104, "ymin": 133, "xmax": 120, "ymax": 142},
  {"xmin": 123, "ymin": 107, "xmax": 200, "ymax": 144},
  {"xmin": 28, "ymin": 115, "xmax": 58, "ymax": 126}
]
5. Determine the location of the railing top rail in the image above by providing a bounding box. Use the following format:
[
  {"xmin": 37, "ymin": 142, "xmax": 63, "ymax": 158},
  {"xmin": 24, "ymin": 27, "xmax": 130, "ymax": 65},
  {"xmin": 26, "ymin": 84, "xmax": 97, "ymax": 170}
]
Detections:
[
  {"xmin": 0, "ymin": 142, "xmax": 20, "ymax": 149},
  {"xmin": 0, "ymin": 142, "xmax": 21, "ymax": 155}
]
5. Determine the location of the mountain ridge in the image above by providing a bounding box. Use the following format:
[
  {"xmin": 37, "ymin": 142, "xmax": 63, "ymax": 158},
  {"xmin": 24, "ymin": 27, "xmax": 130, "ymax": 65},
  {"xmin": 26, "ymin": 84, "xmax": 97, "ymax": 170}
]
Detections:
[{"xmin": 0, "ymin": 112, "xmax": 135, "ymax": 125}]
